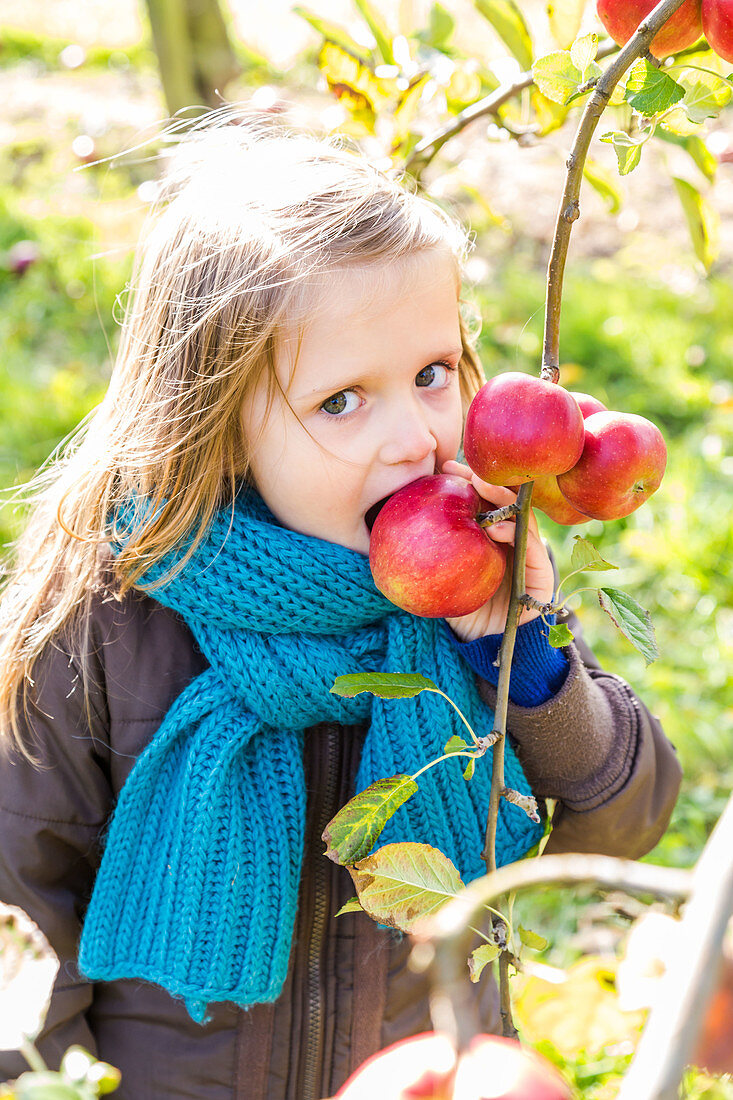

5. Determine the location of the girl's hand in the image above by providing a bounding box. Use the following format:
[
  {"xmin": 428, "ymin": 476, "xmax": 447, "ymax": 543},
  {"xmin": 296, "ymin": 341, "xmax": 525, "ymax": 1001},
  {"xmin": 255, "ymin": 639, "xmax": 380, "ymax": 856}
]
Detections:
[{"xmin": 441, "ymin": 459, "xmax": 555, "ymax": 643}]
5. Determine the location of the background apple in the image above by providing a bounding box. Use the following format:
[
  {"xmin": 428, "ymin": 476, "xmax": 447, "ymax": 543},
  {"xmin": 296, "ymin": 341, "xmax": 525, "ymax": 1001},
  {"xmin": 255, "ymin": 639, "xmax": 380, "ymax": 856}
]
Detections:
[
  {"xmin": 335, "ymin": 1031, "xmax": 572, "ymax": 1099},
  {"xmin": 521, "ymin": 473, "xmax": 592, "ymax": 525},
  {"xmin": 463, "ymin": 373, "xmax": 585, "ymax": 486},
  {"xmin": 556, "ymin": 411, "xmax": 667, "ymax": 520},
  {"xmin": 569, "ymin": 391, "xmax": 608, "ymax": 419},
  {"xmin": 702, "ymin": 0, "xmax": 733, "ymax": 61},
  {"xmin": 597, "ymin": 0, "xmax": 703, "ymax": 57},
  {"xmin": 513, "ymin": 391, "xmax": 609, "ymax": 525},
  {"xmin": 369, "ymin": 474, "xmax": 506, "ymax": 618}
]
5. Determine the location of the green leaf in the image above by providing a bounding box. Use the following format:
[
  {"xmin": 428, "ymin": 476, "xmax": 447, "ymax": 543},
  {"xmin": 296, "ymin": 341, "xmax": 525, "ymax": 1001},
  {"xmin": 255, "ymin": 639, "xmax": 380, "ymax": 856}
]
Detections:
[
  {"xmin": 393, "ymin": 72, "xmax": 431, "ymax": 146},
  {"xmin": 624, "ymin": 59, "xmax": 684, "ymax": 116},
  {"xmin": 548, "ymin": 622, "xmax": 574, "ymax": 648},
  {"xmin": 519, "ymin": 924, "xmax": 549, "ymax": 950},
  {"xmin": 474, "ymin": 0, "xmax": 533, "ymax": 70},
  {"xmin": 570, "ymin": 33, "xmax": 598, "ymax": 78},
  {"xmin": 446, "ymin": 66, "xmax": 483, "ymax": 111},
  {"xmin": 60, "ymin": 1048, "xmax": 95, "ymax": 1083},
  {"xmin": 323, "ymin": 774, "xmax": 418, "ymax": 864},
  {"xmin": 331, "ymin": 671, "xmax": 437, "ymax": 699},
  {"xmin": 87, "ymin": 1062, "xmax": 121, "ymax": 1097},
  {"xmin": 468, "ymin": 942, "xmax": 501, "ymax": 981},
  {"xmin": 659, "ymin": 106, "xmax": 703, "ymax": 137},
  {"xmin": 600, "ymin": 130, "xmax": 646, "ymax": 175},
  {"xmin": 9, "ymin": 1075, "xmax": 86, "ymax": 1100},
  {"xmin": 316, "ymin": 41, "xmax": 397, "ymax": 137},
  {"xmin": 425, "ymin": 1, "xmax": 455, "ymax": 48},
  {"xmin": 532, "ymin": 51, "xmax": 582, "ymax": 105},
  {"xmin": 58, "ymin": 1050, "xmax": 120, "ymax": 1096},
  {"xmin": 352, "ymin": 0, "xmax": 395, "ymax": 65},
  {"xmin": 547, "ymin": 0, "xmax": 585, "ymax": 49},
  {"xmin": 463, "ymin": 757, "xmax": 476, "ymax": 781},
  {"xmin": 678, "ymin": 67, "xmax": 732, "ymax": 123},
  {"xmin": 293, "ymin": 6, "xmax": 374, "ymax": 61},
  {"xmin": 444, "ymin": 734, "xmax": 471, "ymax": 754},
  {"xmin": 681, "ymin": 136, "xmax": 718, "ymax": 182},
  {"xmin": 335, "ymin": 896, "xmax": 364, "ymax": 916},
  {"xmin": 583, "ymin": 159, "xmax": 623, "ymax": 214},
  {"xmin": 658, "ymin": 128, "xmax": 717, "ymax": 181},
  {"xmin": 598, "ymin": 587, "xmax": 659, "ymax": 665},
  {"xmin": 570, "ymin": 535, "xmax": 619, "ymax": 573},
  {"xmin": 672, "ymin": 176, "xmax": 720, "ymax": 272},
  {"xmin": 530, "ymin": 88, "xmax": 569, "ymax": 134},
  {"xmin": 349, "ymin": 841, "xmax": 464, "ymax": 931}
]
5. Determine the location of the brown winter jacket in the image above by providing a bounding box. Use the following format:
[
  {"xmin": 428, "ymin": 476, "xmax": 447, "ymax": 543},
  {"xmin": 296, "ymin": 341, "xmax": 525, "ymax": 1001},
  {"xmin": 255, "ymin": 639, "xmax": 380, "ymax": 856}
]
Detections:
[{"xmin": 0, "ymin": 582, "xmax": 682, "ymax": 1099}]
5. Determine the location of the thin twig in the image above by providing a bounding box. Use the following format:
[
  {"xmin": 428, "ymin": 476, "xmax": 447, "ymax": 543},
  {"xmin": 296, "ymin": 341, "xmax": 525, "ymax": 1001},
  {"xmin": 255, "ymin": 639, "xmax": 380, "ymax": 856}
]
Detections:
[
  {"xmin": 412, "ymin": 853, "xmax": 693, "ymax": 1052},
  {"xmin": 405, "ymin": 41, "xmax": 620, "ymax": 181},
  {"xmin": 541, "ymin": 0, "xmax": 688, "ymax": 380}
]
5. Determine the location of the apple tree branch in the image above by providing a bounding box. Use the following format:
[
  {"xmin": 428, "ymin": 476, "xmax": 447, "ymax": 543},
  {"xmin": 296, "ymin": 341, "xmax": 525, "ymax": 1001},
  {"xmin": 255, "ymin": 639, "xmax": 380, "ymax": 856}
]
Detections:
[{"xmin": 542, "ymin": 0, "xmax": 689, "ymax": 381}]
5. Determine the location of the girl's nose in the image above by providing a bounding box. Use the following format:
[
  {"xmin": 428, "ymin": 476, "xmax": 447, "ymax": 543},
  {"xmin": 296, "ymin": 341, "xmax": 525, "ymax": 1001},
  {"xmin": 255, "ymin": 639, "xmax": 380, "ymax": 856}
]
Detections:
[{"xmin": 378, "ymin": 400, "xmax": 438, "ymax": 467}]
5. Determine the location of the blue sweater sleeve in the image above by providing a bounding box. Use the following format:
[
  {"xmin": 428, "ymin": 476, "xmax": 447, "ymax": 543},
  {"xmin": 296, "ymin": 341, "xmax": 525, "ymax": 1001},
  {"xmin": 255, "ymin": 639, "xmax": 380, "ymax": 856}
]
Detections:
[{"xmin": 443, "ymin": 615, "xmax": 570, "ymax": 707}]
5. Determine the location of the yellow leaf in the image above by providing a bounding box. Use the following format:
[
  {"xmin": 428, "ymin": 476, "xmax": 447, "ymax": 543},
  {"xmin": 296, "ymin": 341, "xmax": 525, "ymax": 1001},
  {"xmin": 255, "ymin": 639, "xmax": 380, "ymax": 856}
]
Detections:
[{"xmin": 514, "ymin": 955, "xmax": 646, "ymax": 1055}]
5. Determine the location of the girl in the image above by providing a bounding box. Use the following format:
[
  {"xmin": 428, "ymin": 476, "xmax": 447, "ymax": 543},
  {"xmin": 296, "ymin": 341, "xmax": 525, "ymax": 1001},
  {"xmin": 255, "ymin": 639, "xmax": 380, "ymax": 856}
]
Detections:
[{"xmin": 0, "ymin": 114, "xmax": 681, "ymax": 1100}]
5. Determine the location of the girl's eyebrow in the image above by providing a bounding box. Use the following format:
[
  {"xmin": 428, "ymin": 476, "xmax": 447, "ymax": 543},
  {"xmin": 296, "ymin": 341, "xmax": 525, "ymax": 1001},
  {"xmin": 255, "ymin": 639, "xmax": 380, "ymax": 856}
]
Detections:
[{"xmin": 294, "ymin": 346, "xmax": 464, "ymax": 402}]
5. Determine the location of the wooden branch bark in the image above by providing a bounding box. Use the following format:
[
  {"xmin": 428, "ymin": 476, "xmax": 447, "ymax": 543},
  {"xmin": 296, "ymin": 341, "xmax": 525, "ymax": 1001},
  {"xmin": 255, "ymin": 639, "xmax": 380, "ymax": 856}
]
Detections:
[{"xmin": 541, "ymin": 0, "xmax": 689, "ymax": 380}]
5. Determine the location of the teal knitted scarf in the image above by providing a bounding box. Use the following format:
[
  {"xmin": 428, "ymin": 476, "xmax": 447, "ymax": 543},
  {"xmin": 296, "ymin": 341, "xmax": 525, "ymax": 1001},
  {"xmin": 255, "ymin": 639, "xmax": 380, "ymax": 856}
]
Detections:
[{"xmin": 78, "ymin": 487, "xmax": 542, "ymax": 1022}]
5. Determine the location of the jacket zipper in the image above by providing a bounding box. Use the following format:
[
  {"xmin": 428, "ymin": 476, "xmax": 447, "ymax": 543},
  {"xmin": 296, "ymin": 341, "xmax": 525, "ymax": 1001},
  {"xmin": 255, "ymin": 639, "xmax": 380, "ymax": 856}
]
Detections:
[{"xmin": 300, "ymin": 726, "xmax": 340, "ymax": 1100}]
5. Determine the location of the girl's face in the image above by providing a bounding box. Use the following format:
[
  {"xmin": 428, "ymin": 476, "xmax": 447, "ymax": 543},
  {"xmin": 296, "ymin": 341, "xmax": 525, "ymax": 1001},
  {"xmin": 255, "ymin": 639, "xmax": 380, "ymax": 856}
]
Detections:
[{"xmin": 241, "ymin": 250, "xmax": 466, "ymax": 556}]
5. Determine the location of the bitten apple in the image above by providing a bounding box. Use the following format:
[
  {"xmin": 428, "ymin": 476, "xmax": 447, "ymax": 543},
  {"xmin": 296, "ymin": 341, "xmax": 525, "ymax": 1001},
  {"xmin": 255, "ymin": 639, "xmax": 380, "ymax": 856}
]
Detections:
[
  {"xmin": 702, "ymin": 0, "xmax": 733, "ymax": 62},
  {"xmin": 335, "ymin": 1031, "xmax": 572, "ymax": 1099},
  {"xmin": 369, "ymin": 475, "xmax": 506, "ymax": 618},
  {"xmin": 556, "ymin": 411, "xmax": 667, "ymax": 520},
  {"xmin": 597, "ymin": 0, "xmax": 703, "ymax": 58},
  {"xmin": 463, "ymin": 373, "xmax": 585, "ymax": 486}
]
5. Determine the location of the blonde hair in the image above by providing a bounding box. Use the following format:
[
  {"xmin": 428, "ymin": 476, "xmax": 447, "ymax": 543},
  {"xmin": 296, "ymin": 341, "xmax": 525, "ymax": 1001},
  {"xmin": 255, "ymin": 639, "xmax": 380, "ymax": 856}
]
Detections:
[{"xmin": 0, "ymin": 109, "xmax": 485, "ymax": 759}]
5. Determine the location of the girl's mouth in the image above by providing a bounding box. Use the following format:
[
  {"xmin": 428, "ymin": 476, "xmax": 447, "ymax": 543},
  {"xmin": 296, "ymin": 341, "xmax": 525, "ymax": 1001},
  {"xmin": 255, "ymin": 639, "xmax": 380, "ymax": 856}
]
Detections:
[{"xmin": 364, "ymin": 493, "xmax": 394, "ymax": 533}]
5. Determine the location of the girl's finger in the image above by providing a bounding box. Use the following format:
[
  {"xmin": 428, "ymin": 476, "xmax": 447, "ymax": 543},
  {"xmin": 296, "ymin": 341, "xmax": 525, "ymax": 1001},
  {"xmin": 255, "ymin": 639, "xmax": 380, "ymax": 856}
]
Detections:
[{"xmin": 442, "ymin": 459, "xmax": 473, "ymax": 480}]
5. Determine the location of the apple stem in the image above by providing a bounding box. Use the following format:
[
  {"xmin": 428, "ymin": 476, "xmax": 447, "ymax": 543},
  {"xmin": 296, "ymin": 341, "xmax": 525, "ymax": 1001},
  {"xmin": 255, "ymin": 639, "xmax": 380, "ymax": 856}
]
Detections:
[
  {"xmin": 476, "ymin": 502, "xmax": 521, "ymax": 528},
  {"xmin": 541, "ymin": 0, "xmax": 689, "ymax": 379}
]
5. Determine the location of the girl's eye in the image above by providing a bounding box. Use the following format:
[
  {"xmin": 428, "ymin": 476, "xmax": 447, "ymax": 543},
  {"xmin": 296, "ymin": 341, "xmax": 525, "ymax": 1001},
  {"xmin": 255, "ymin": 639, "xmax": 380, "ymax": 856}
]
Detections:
[
  {"xmin": 415, "ymin": 361, "xmax": 454, "ymax": 388},
  {"xmin": 320, "ymin": 390, "xmax": 361, "ymax": 417}
]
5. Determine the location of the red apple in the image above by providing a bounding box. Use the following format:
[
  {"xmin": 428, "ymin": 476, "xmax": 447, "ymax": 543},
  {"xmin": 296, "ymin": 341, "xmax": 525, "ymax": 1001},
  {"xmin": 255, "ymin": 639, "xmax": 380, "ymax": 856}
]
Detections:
[
  {"xmin": 569, "ymin": 391, "xmax": 608, "ymax": 419},
  {"xmin": 336, "ymin": 1031, "xmax": 572, "ymax": 1099},
  {"xmin": 369, "ymin": 474, "xmax": 506, "ymax": 618},
  {"xmin": 702, "ymin": 0, "xmax": 733, "ymax": 61},
  {"xmin": 597, "ymin": 0, "xmax": 703, "ymax": 57},
  {"xmin": 693, "ymin": 952, "xmax": 733, "ymax": 1075},
  {"xmin": 510, "ymin": 392, "xmax": 608, "ymax": 525},
  {"xmin": 523, "ymin": 473, "xmax": 593, "ymax": 525},
  {"xmin": 556, "ymin": 411, "xmax": 667, "ymax": 521},
  {"xmin": 463, "ymin": 373, "xmax": 585, "ymax": 487}
]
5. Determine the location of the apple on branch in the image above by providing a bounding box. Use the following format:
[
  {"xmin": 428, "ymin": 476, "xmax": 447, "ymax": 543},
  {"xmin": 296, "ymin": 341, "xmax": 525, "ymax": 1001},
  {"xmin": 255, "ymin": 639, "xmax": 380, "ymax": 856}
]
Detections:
[
  {"xmin": 556, "ymin": 410, "xmax": 667, "ymax": 520},
  {"xmin": 510, "ymin": 391, "xmax": 609, "ymax": 526},
  {"xmin": 335, "ymin": 1031, "xmax": 572, "ymax": 1099},
  {"xmin": 368, "ymin": 474, "xmax": 507, "ymax": 618},
  {"xmin": 702, "ymin": 0, "xmax": 733, "ymax": 62},
  {"xmin": 463, "ymin": 372, "xmax": 585, "ymax": 487},
  {"xmin": 596, "ymin": 0, "xmax": 703, "ymax": 58}
]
